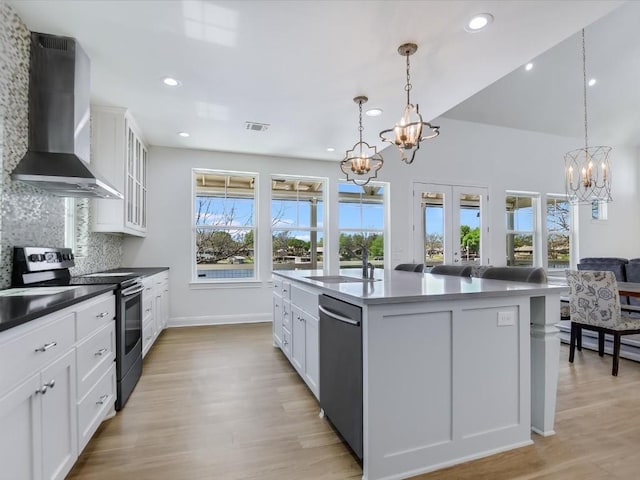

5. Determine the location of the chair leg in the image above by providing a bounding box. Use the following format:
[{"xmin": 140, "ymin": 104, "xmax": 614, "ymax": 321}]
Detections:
[
  {"xmin": 577, "ymin": 325, "xmax": 583, "ymax": 351},
  {"xmin": 569, "ymin": 322, "xmax": 576, "ymax": 363},
  {"xmin": 598, "ymin": 331, "xmax": 605, "ymax": 357},
  {"xmin": 613, "ymin": 334, "xmax": 621, "ymax": 376}
]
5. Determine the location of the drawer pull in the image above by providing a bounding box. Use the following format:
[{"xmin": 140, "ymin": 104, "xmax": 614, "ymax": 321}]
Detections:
[
  {"xmin": 95, "ymin": 348, "xmax": 108, "ymax": 357},
  {"xmin": 43, "ymin": 380, "xmax": 55, "ymax": 389},
  {"xmin": 35, "ymin": 341, "xmax": 57, "ymax": 353},
  {"xmin": 145, "ymin": 307, "xmax": 152, "ymax": 313},
  {"xmin": 35, "ymin": 386, "xmax": 48, "ymax": 395},
  {"xmin": 96, "ymin": 311, "xmax": 110, "ymax": 318},
  {"xmin": 96, "ymin": 394, "xmax": 109, "ymax": 405}
]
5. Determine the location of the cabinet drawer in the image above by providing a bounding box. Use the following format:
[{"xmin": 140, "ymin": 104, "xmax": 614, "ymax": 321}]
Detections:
[
  {"xmin": 273, "ymin": 277, "xmax": 283, "ymax": 296},
  {"xmin": 282, "ymin": 300, "xmax": 291, "ymax": 330},
  {"xmin": 0, "ymin": 312, "xmax": 75, "ymax": 394},
  {"xmin": 142, "ymin": 315, "xmax": 155, "ymax": 357},
  {"xmin": 291, "ymin": 284, "xmax": 319, "ymax": 317},
  {"xmin": 78, "ymin": 365, "xmax": 116, "ymax": 453},
  {"xmin": 76, "ymin": 294, "xmax": 116, "ymax": 342},
  {"xmin": 281, "ymin": 280, "xmax": 291, "ymax": 300},
  {"xmin": 76, "ymin": 322, "xmax": 116, "ymax": 400},
  {"xmin": 282, "ymin": 327, "xmax": 291, "ymax": 358}
]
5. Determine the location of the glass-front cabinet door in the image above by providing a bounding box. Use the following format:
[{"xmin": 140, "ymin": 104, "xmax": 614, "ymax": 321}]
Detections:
[{"xmin": 413, "ymin": 183, "xmax": 488, "ymax": 268}]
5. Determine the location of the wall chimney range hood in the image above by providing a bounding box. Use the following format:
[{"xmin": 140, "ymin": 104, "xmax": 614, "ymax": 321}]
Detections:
[{"xmin": 11, "ymin": 32, "xmax": 123, "ymax": 199}]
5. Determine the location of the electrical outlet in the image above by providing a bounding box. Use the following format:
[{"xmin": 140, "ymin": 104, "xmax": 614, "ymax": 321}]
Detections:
[{"xmin": 497, "ymin": 311, "xmax": 515, "ymax": 326}]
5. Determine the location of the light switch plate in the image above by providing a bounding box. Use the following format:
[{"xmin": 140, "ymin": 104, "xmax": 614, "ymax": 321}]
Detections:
[{"xmin": 497, "ymin": 311, "xmax": 515, "ymax": 326}]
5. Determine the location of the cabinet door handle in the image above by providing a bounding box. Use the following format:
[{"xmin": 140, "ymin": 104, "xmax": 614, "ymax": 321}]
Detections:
[
  {"xmin": 43, "ymin": 380, "xmax": 55, "ymax": 389},
  {"xmin": 35, "ymin": 386, "xmax": 48, "ymax": 395},
  {"xmin": 96, "ymin": 311, "xmax": 110, "ymax": 318},
  {"xmin": 35, "ymin": 341, "xmax": 57, "ymax": 353},
  {"xmin": 145, "ymin": 307, "xmax": 152, "ymax": 313},
  {"xmin": 95, "ymin": 348, "xmax": 108, "ymax": 357},
  {"xmin": 96, "ymin": 394, "xmax": 109, "ymax": 405},
  {"xmin": 283, "ymin": 339, "xmax": 288, "ymax": 346}
]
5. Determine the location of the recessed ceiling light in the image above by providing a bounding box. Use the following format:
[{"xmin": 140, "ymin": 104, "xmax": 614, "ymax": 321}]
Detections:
[
  {"xmin": 162, "ymin": 77, "xmax": 181, "ymax": 87},
  {"xmin": 588, "ymin": 78, "xmax": 597, "ymax": 87},
  {"xmin": 365, "ymin": 108, "xmax": 383, "ymax": 117},
  {"xmin": 525, "ymin": 63, "xmax": 534, "ymax": 71},
  {"xmin": 465, "ymin": 13, "xmax": 493, "ymax": 32},
  {"xmin": 326, "ymin": 147, "xmax": 335, "ymax": 152},
  {"xmin": 178, "ymin": 132, "xmax": 190, "ymax": 137}
]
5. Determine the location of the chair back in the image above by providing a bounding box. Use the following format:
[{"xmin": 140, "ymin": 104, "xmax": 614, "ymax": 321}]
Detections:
[
  {"xmin": 395, "ymin": 263, "xmax": 424, "ymax": 272},
  {"xmin": 565, "ymin": 270, "xmax": 621, "ymax": 327},
  {"xmin": 480, "ymin": 267, "xmax": 547, "ymax": 283},
  {"xmin": 429, "ymin": 265, "xmax": 472, "ymax": 277}
]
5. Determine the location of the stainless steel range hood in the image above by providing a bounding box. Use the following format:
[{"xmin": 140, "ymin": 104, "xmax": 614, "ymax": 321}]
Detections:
[{"xmin": 11, "ymin": 32, "xmax": 123, "ymax": 199}]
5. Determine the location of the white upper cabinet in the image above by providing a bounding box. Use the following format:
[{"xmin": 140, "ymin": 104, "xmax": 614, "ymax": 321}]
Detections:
[{"xmin": 90, "ymin": 106, "xmax": 148, "ymax": 236}]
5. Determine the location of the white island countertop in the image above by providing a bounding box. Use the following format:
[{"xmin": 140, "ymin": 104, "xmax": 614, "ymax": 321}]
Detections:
[{"xmin": 273, "ymin": 268, "xmax": 567, "ymax": 306}]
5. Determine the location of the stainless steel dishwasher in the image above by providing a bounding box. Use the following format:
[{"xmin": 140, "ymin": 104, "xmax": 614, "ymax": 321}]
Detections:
[{"xmin": 319, "ymin": 294, "xmax": 363, "ymax": 460}]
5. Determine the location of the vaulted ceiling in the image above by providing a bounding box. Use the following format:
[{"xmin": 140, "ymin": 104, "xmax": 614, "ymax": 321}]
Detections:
[{"xmin": 10, "ymin": 1, "xmax": 624, "ymax": 160}]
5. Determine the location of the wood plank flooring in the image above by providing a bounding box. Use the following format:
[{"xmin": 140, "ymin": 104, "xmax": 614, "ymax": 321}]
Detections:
[{"xmin": 68, "ymin": 323, "xmax": 640, "ymax": 479}]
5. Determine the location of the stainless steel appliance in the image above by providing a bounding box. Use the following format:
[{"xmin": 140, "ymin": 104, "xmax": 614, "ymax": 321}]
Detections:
[
  {"xmin": 318, "ymin": 294, "xmax": 363, "ymax": 460},
  {"xmin": 12, "ymin": 246, "xmax": 143, "ymax": 410},
  {"xmin": 10, "ymin": 32, "xmax": 122, "ymax": 199}
]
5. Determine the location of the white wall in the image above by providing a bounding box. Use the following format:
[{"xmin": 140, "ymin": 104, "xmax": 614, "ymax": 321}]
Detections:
[{"xmin": 122, "ymin": 117, "xmax": 640, "ymax": 325}]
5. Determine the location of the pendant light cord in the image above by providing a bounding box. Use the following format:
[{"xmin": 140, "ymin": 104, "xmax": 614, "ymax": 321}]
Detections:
[
  {"xmin": 582, "ymin": 29, "xmax": 589, "ymax": 151},
  {"xmin": 405, "ymin": 52, "xmax": 412, "ymax": 105}
]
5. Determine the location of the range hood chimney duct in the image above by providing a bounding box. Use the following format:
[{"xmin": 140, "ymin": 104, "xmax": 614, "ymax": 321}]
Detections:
[{"xmin": 11, "ymin": 32, "xmax": 123, "ymax": 199}]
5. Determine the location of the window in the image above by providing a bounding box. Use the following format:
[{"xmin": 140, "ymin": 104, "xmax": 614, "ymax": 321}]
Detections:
[
  {"xmin": 506, "ymin": 193, "xmax": 537, "ymax": 267},
  {"xmin": 338, "ymin": 182, "xmax": 386, "ymax": 269},
  {"xmin": 546, "ymin": 195, "xmax": 571, "ymax": 270},
  {"xmin": 193, "ymin": 170, "xmax": 256, "ymax": 281},
  {"xmin": 271, "ymin": 176, "xmax": 325, "ymax": 271}
]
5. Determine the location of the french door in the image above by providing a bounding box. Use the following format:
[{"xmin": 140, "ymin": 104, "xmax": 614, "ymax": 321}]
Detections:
[{"xmin": 413, "ymin": 183, "xmax": 489, "ymax": 268}]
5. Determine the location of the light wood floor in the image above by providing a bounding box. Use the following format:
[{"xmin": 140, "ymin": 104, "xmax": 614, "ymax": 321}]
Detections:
[{"xmin": 69, "ymin": 324, "xmax": 640, "ymax": 479}]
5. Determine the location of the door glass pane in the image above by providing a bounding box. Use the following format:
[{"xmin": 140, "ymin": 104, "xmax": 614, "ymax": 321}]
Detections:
[
  {"xmin": 507, "ymin": 233, "xmax": 533, "ymax": 266},
  {"xmin": 458, "ymin": 193, "xmax": 481, "ymax": 266},
  {"xmin": 422, "ymin": 192, "xmax": 444, "ymax": 267}
]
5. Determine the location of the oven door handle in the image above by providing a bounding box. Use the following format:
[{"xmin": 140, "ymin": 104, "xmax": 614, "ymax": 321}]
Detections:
[{"xmin": 121, "ymin": 285, "xmax": 144, "ymax": 297}]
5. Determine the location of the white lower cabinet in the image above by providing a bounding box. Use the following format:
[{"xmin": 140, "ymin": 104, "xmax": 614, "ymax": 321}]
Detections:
[
  {"xmin": 41, "ymin": 349, "xmax": 77, "ymax": 480},
  {"xmin": 272, "ymin": 277, "xmax": 320, "ymax": 400},
  {"xmin": 0, "ymin": 292, "xmax": 117, "ymax": 480},
  {"xmin": 142, "ymin": 271, "xmax": 170, "ymax": 358}
]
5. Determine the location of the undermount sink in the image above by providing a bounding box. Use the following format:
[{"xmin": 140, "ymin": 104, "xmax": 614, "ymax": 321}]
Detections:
[{"xmin": 305, "ymin": 275, "xmax": 379, "ymax": 284}]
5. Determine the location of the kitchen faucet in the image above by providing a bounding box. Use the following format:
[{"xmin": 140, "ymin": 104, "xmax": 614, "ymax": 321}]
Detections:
[{"xmin": 362, "ymin": 245, "xmax": 375, "ymax": 279}]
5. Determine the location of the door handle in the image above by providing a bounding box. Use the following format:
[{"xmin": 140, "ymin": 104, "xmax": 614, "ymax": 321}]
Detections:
[{"xmin": 318, "ymin": 305, "xmax": 360, "ymax": 326}]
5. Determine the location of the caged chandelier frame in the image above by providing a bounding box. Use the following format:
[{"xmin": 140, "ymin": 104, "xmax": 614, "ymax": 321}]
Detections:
[
  {"xmin": 379, "ymin": 43, "xmax": 439, "ymax": 165},
  {"xmin": 340, "ymin": 95, "xmax": 384, "ymax": 186},
  {"xmin": 564, "ymin": 29, "xmax": 612, "ymax": 204}
]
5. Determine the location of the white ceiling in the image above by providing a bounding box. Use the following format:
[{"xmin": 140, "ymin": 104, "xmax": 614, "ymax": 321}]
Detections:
[
  {"xmin": 10, "ymin": 0, "xmax": 624, "ymax": 161},
  {"xmin": 444, "ymin": 1, "xmax": 640, "ymax": 147}
]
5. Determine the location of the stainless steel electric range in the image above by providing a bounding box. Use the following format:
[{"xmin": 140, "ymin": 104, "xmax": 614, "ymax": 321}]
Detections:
[{"xmin": 12, "ymin": 246, "xmax": 143, "ymax": 410}]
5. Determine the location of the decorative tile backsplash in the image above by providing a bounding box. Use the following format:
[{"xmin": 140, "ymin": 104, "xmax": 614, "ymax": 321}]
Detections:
[{"xmin": 0, "ymin": 3, "xmax": 122, "ymax": 287}]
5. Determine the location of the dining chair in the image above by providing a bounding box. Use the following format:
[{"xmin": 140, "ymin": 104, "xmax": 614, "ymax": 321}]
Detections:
[
  {"xmin": 394, "ymin": 263, "xmax": 424, "ymax": 272},
  {"xmin": 429, "ymin": 265, "xmax": 472, "ymax": 277},
  {"xmin": 480, "ymin": 266, "xmax": 547, "ymax": 283},
  {"xmin": 566, "ymin": 270, "xmax": 640, "ymax": 376}
]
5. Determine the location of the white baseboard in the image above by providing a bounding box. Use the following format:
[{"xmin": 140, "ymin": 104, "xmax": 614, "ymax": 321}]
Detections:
[{"xmin": 168, "ymin": 313, "xmax": 272, "ymax": 327}]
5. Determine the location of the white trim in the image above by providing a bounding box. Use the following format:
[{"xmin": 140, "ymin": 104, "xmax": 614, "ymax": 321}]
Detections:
[
  {"xmin": 188, "ymin": 280, "xmax": 264, "ymax": 289},
  {"xmin": 169, "ymin": 313, "xmax": 272, "ymax": 327}
]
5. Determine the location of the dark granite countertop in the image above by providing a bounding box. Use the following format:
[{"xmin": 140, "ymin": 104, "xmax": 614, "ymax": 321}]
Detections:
[{"xmin": 0, "ymin": 284, "xmax": 117, "ymax": 333}]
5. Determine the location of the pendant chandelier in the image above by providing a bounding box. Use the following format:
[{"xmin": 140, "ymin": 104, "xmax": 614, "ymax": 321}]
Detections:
[
  {"xmin": 340, "ymin": 96, "xmax": 383, "ymax": 186},
  {"xmin": 379, "ymin": 43, "xmax": 439, "ymax": 165},
  {"xmin": 564, "ymin": 29, "xmax": 612, "ymax": 204}
]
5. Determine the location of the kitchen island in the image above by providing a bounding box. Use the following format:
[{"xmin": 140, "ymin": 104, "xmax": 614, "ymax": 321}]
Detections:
[{"xmin": 272, "ymin": 269, "xmax": 564, "ymax": 480}]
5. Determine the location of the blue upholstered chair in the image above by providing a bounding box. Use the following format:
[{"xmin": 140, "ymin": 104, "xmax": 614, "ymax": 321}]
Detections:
[
  {"xmin": 429, "ymin": 265, "xmax": 472, "ymax": 277},
  {"xmin": 480, "ymin": 266, "xmax": 547, "ymax": 284},
  {"xmin": 566, "ymin": 270, "xmax": 640, "ymax": 376},
  {"xmin": 394, "ymin": 263, "xmax": 424, "ymax": 272}
]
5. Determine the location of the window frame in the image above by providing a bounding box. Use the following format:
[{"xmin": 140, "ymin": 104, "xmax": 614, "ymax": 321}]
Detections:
[
  {"xmin": 505, "ymin": 191, "xmax": 540, "ymax": 268},
  {"xmin": 545, "ymin": 193, "xmax": 573, "ymax": 272},
  {"xmin": 337, "ymin": 180, "xmax": 388, "ymax": 270},
  {"xmin": 191, "ymin": 168, "xmax": 259, "ymax": 283},
  {"xmin": 270, "ymin": 175, "xmax": 327, "ymax": 273}
]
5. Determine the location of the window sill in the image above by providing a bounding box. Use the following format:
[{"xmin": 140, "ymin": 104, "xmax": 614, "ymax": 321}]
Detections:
[{"xmin": 189, "ymin": 280, "xmax": 265, "ymax": 289}]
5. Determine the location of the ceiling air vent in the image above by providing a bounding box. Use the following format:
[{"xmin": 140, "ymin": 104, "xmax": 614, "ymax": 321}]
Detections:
[{"xmin": 245, "ymin": 122, "xmax": 270, "ymax": 132}]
